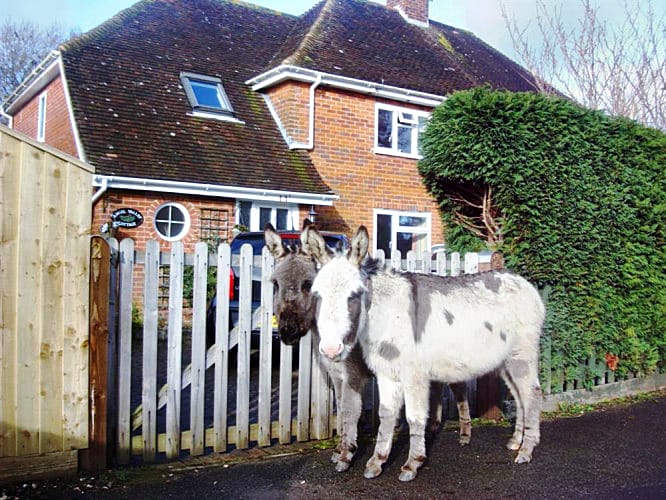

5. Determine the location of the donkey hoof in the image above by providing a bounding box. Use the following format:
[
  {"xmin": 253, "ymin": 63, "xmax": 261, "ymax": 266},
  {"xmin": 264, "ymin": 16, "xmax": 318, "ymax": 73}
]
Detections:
[
  {"xmin": 335, "ymin": 460, "xmax": 351, "ymax": 473},
  {"xmin": 399, "ymin": 468, "xmax": 417, "ymax": 482},
  {"xmin": 363, "ymin": 460, "xmax": 383, "ymax": 479},
  {"xmin": 459, "ymin": 434, "xmax": 471, "ymax": 446},
  {"xmin": 514, "ymin": 451, "xmax": 532, "ymax": 464},
  {"xmin": 330, "ymin": 451, "xmax": 341, "ymax": 464},
  {"xmin": 506, "ymin": 438, "xmax": 521, "ymax": 451}
]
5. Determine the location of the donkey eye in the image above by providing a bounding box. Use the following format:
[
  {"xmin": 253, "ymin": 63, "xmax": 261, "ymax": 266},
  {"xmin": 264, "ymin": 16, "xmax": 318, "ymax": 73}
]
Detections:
[
  {"xmin": 302, "ymin": 280, "xmax": 312, "ymax": 292},
  {"xmin": 272, "ymin": 280, "xmax": 279, "ymax": 293}
]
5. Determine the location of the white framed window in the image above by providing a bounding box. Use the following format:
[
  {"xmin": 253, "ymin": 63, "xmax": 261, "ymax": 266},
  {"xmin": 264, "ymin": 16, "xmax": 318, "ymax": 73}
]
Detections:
[
  {"xmin": 154, "ymin": 202, "xmax": 191, "ymax": 241},
  {"xmin": 375, "ymin": 103, "xmax": 429, "ymax": 158},
  {"xmin": 180, "ymin": 71, "xmax": 235, "ymax": 118},
  {"xmin": 37, "ymin": 92, "xmax": 47, "ymax": 142},
  {"xmin": 373, "ymin": 209, "xmax": 431, "ymax": 257},
  {"xmin": 237, "ymin": 201, "xmax": 299, "ymax": 231}
]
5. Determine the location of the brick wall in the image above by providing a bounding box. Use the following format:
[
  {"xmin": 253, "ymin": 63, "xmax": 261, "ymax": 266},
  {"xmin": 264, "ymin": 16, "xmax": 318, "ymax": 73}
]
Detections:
[
  {"xmin": 11, "ymin": 76, "xmax": 78, "ymax": 157},
  {"xmin": 268, "ymin": 85, "xmax": 445, "ymax": 245},
  {"xmin": 266, "ymin": 81, "xmax": 310, "ymax": 144}
]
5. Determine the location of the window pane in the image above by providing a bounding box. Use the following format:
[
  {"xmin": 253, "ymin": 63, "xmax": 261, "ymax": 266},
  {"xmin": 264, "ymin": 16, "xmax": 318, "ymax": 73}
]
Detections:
[
  {"xmin": 399, "ymin": 215, "xmax": 427, "ymax": 227},
  {"xmin": 259, "ymin": 207, "xmax": 272, "ymax": 229},
  {"xmin": 239, "ymin": 201, "xmax": 251, "ymax": 230},
  {"xmin": 397, "ymin": 124, "xmax": 412, "ymax": 153},
  {"xmin": 376, "ymin": 213, "xmax": 392, "ymax": 256},
  {"xmin": 276, "ymin": 209, "xmax": 288, "ymax": 230},
  {"xmin": 191, "ymin": 80, "xmax": 223, "ymax": 109},
  {"xmin": 377, "ymin": 109, "xmax": 393, "ymax": 148}
]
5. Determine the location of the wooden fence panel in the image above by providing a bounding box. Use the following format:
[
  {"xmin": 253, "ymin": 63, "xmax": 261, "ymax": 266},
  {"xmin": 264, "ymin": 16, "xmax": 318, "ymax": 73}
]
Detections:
[
  {"xmin": 0, "ymin": 127, "xmax": 92, "ymax": 480},
  {"xmin": 257, "ymin": 247, "xmax": 275, "ymax": 447},
  {"xmin": 235, "ymin": 244, "xmax": 253, "ymax": 449}
]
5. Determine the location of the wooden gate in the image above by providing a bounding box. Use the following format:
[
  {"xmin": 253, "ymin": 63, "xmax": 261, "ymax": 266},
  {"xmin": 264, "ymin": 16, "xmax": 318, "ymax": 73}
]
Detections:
[{"xmin": 89, "ymin": 238, "xmax": 491, "ymax": 466}]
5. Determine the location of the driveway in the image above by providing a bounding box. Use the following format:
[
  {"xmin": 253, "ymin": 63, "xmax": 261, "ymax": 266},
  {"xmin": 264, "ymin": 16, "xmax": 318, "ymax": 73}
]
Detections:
[{"xmin": 4, "ymin": 390, "xmax": 666, "ymax": 499}]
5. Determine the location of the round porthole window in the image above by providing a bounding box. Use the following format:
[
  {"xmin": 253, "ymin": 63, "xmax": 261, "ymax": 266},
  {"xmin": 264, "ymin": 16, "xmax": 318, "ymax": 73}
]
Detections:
[{"xmin": 154, "ymin": 202, "xmax": 190, "ymax": 241}]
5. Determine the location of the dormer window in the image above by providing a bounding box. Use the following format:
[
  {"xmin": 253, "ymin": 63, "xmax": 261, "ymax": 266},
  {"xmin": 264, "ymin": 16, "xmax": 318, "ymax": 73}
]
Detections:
[
  {"xmin": 375, "ymin": 103, "xmax": 429, "ymax": 158},
  {"xmin": 180, "ymin": 72, "xmax": 234, "ymax": 118}
]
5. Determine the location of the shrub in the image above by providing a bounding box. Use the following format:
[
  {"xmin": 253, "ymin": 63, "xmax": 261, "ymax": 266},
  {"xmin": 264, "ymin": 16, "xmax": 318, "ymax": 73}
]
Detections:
[{"xmin": 419, "ymin": 87, "xmax": 666, "ymax": 384}]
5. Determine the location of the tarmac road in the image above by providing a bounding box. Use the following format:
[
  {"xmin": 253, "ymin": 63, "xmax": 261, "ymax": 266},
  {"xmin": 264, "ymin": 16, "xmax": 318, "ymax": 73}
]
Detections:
[{"xmin": 4, "ymin": 390, "xmax": 666, "ymax": 499}]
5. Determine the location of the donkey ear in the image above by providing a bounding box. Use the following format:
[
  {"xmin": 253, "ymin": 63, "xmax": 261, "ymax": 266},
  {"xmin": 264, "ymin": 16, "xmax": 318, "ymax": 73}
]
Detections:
[
  {"xmin": 301, "ymin": 218, "xmax": 312, "ymax": 230},
  {"xmin": 301, "ymin": 224, "xmax": 332, "ymax": 265},
  {"xmin": 348, "ymin": 226, "xmax": 369, "ymax": 266},
  {"xmin": 264, "ymin": 223, "xmax": 286, "ymax": 258}
]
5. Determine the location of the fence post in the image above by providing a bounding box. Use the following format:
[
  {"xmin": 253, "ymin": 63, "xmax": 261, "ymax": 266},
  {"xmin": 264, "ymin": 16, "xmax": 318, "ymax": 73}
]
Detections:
[{"xmin": 80, "ymin": 237, "xmax": 111, "ymax": 470}]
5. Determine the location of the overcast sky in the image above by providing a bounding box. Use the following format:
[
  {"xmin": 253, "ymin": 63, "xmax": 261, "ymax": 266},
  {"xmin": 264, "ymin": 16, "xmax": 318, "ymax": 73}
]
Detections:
[{"xmin": 1, "ymin": 0, "xmax": 662, "ymax": 66}]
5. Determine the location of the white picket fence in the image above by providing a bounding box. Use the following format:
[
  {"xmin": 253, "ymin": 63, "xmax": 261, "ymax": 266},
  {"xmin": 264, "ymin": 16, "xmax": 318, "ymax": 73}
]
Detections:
[{"xmin": 106, "ymin": 237, "xmax": 488, "ymax": 464}]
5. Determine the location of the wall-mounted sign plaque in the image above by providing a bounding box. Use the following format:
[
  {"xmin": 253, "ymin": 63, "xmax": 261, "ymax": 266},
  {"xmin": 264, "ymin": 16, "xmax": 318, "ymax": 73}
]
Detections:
[{"xmin": 111, "ymin": 208, "xmax": 144, "ymax": 229}]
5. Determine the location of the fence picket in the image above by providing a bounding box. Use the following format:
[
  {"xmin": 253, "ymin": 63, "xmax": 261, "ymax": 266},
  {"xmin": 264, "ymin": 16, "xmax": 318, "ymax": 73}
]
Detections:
[
  {"xmin": 278, "ymin": 342, "xmax": 293, "ymax": 444},
  {"xmin": 141, "ymin": 240, "xmax": 160, "ymax": 462},
  {"xmin": 213, "ymin": 244, "xmax": 231, "ymax": 452},
  {"xmin": 257, "ymin": 248, "xmax": 275, "ymax": 447},
  {"xmin": 297, "ymin": 334, "xmax": 312, "ymax": 442},
  {"xmin": 450, "ymin": 252, "xmax": 461, "ymax": 276},
  {"xmin": 236, "ymin": 244, "xmax": 253, "ymax": 449},
  {"xmin": 116, "ymin": 238, "xmax": 134, "ymax": 464},
  {"xmin": 166, "ymin": 242, "xmax": 184, "ymax": 459},
  {"xmin": 190, "ymin": 242, "xmax": 208, "ymax": 456}
]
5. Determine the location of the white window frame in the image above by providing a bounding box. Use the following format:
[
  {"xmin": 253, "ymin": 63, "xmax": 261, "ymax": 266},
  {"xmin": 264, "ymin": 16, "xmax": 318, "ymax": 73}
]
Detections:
[
  {"xmin": 154, "ymin": 202, "xmax": 191, "ymax": 241},
  {"xmin": 245, "ymin": 202, "xmax": 299, "ymax": 232},
  {"xmin": 180, "ymin": 71, "xmax": 240, "ymax": 122},
  {"xmin": 372, "ymin": 208, "xmax": 431, "ymax": 257},
  {"xmin": 37, "ymin": 92, "xmax": 47, "ymax": 142},
  {"xmin": 374, "ymin": 103, "xmax": 429, "ymax": 159}
]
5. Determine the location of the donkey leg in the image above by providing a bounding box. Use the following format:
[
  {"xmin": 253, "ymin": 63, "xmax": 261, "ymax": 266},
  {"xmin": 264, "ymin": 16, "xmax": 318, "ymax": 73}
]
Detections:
[
  {"xmin": 364, "ymin": 378, "xmax": 403, "ymax": 479},
  {"xmin": 334, "ymin": 379, "xmax": 365, "ymax": 472},
  {"xmin": 329, "ymin": 373, "xmax": 345, "ymax": 465},
  {"xmin": 500, "ymin": 367, "xmax": 524, "ymax": 451},
  {"xmin": 399, "ymin": 381, "xmax": 430, "ymax": 482},
  {"xmin": 503, "ymin": 358, "xmax": 542, "ymax": 463},
  {"xmin": 449, "ymin": 382, "xmax": 472, "ymax": 445},
  {"xmin": 427, "ymin": 381, "xmax": 444, "ymax": 434}
]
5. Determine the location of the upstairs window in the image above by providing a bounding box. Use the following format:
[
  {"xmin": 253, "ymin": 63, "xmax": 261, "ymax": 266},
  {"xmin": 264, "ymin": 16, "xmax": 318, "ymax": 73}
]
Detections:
[
  {"xmin": 180, "ymin": 72, "xmax": 234, "ymax": 117},
  {"xmin": 375, "ymin": 104, "xmax": 429, "ymax": 158},
  {"xmin": 37, "ymin": 92, "xmax": 47, "ymax": 142}
]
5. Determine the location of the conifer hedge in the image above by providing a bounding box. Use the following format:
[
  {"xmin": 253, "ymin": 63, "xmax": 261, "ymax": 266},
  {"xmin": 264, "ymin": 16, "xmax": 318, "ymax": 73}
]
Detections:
[{"xmin": 419, "ymin": 87, "xmax": 666, "ymax": 385}]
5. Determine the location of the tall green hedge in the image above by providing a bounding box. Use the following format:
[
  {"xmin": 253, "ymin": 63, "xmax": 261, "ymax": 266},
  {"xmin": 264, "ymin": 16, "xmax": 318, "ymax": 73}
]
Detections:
[{"xmin": 419, "ymin": 87, "xmax": 666, "ymax": 383}]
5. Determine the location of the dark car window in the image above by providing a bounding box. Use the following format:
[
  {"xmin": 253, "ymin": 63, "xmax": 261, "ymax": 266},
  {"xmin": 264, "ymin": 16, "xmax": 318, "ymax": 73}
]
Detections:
[{"xmin": 229, "ymin": 233, "xmax": 348, "ymax": 255}]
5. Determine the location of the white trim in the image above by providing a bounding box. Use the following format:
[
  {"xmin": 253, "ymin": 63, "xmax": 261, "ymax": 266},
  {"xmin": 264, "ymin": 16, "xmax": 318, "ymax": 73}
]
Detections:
[
  {"xmin": 37, "ymin": 92, "xmax": 47, "ymax": 142},
  {"xmin": 3, "ymin": 51, "xmax": 60, "ymax": 114},
  {"xmin": 248, "ymin": 202, "xmax": 300, "ymax": 231},
  {"xmin": 246, "ymin": 65, "xmax": 445, "ymax": 108},
  {"xmin": 374, "ymin": 102, "xmax": 429, "ymax": 158},
  {"xmin": 373, "ymin": 208, "xmax": 432, "ymax": 255},
  {"xmin": 91, "ymin": 174, "xmax": 338, "ymax": 206},
  {"xmin": 153, "ymin": 201, "xmax": 191, "ymax": 242},
  {"xmin": 58, "ymin": 55, "xmax": 86, "ymax": 161}
]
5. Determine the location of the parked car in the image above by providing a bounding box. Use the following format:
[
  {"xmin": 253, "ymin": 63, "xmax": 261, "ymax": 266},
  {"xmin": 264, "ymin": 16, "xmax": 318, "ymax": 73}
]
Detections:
[{"xmin": 206, "ymin": 229, "xmax": 349, "ymax": 345}]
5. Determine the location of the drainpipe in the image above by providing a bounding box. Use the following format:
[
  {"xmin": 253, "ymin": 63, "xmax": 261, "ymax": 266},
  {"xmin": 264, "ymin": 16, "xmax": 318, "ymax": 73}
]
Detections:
[
  {"xmin": 289, "ymin": 73, "xmax": 322, "ymax": 150},
  {"xmin": 91, "ymin": 177, "xmax": 108, "ymax": 204}
]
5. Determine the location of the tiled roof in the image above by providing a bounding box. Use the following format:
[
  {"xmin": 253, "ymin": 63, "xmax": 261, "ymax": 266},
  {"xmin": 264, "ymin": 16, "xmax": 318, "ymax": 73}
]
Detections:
[
  {"xmin": 59, "ymin": 0, "xmax": 539, "ymax": 194},
  {"xmin": 60, "ymin": 0, "xmax": 334, "ymax": 195},
  {"xmin": 272, "ymin": 0, "xmax": 539, "ymax": 95}
]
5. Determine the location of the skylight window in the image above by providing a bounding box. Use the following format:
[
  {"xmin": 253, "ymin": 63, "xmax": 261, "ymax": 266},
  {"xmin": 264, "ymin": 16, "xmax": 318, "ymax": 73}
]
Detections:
[{"xmin": 180, "ymin": 72, "xmax": 234, "ymax": 116}]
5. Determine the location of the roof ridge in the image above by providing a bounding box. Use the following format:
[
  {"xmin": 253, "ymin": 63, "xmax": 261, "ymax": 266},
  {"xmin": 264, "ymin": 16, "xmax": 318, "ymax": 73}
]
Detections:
[{"xmin": 278, "ymin": 0, "xmax": 333, "ymax": 67}]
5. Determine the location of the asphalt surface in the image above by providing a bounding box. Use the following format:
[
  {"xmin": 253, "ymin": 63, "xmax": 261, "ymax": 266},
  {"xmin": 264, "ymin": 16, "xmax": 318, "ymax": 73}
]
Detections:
[{"xmin": 4, "ymin": 390, "xmax": 666, "ymax": 499}]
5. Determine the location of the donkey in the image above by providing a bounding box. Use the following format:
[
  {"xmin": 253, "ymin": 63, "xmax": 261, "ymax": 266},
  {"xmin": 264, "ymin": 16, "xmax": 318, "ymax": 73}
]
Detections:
[
  {"xmin": 264, "ymin": 222, "xmax": 472, "ymax": 473},
  {"xmin": 304, "ymin": 225, "xmax": 544, "ymax": 482}
]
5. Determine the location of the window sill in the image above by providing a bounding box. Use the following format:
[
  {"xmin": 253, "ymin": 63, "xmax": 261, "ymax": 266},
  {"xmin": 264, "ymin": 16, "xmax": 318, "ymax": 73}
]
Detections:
[
  {"xmin": 373, "ymin": 147, "xmax": 423, "ymax": 160},
  {"xmin": 188, "ymin": 110, "xmax": 245, "ymax": 124}
]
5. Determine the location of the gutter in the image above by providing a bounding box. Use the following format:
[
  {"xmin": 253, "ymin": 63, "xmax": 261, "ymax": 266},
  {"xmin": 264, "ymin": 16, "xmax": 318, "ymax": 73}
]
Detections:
[
  {"xmin": 91, "ymin": 175, "xmax": 338, "ymax": 206},
  {"xmin": 246, "ymin": 65, "xmax": 445, "ymax": 108},
  {"xmin": 288, "ymin": 73, "xmax": 322, "ymax": 150},
  {"xmin": 91, "ymin": 177, "xmax": 108, "ymax": 203}
]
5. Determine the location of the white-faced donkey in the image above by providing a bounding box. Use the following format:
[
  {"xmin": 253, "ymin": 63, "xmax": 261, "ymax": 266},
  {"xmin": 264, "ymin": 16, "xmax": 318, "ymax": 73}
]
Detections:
[
  {"xmin": 264, "ymin": 222, "xmax": 472, "ymax": 473},
  {"xmin": 304, "ymin": 224, "xmax": 545, "ymax": 482}
]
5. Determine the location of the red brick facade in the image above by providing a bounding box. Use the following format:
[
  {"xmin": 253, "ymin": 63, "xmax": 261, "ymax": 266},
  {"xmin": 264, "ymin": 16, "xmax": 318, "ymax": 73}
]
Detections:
[
  {"xmin": 266, "ymin": 84, "xmax": 445, "ymax": 245},
  {"xmin": 11, "ymin": 76, "xmax": 78, "ymax": 158}
]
